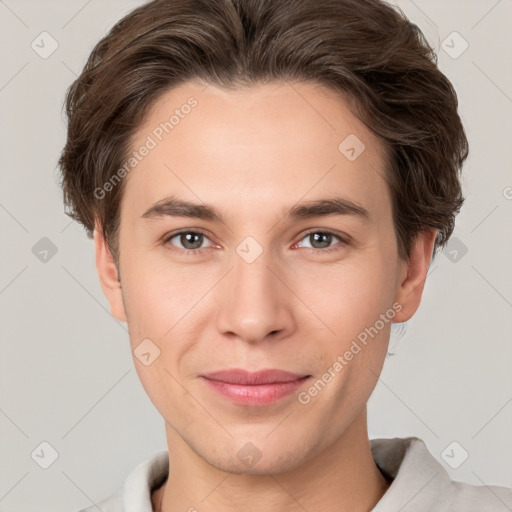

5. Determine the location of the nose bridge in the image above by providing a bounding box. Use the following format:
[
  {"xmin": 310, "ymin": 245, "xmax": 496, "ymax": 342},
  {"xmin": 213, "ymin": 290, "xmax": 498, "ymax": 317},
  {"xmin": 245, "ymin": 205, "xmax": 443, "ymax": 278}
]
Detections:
[{"xmin": 215, "ymin": 243, "xmax": 292, "ymax": 343}]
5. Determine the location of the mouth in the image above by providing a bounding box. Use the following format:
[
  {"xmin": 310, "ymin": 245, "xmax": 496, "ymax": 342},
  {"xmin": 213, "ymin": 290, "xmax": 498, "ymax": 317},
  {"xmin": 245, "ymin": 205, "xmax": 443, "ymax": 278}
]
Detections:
[{"xmin": 200, "ymin": 369, "xmax": 312, "ymax": 406}]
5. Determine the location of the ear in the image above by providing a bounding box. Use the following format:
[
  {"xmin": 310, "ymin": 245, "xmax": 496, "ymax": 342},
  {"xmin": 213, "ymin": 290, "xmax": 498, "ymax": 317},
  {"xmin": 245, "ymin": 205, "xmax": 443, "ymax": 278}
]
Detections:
[
  {"xmin": 94, "ymin": 222, "xmax": 127, "ymax": 323},
  {"xmin": 392, "ymin": 229, "xmax": 437, "ymax": 323}
]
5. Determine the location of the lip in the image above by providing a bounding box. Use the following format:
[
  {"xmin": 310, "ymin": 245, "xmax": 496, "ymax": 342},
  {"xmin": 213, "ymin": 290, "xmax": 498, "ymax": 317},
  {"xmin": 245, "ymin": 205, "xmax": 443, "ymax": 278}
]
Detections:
[{"xmin": 201, "ymin": 369, "xmax": 312, "ymax": 406}]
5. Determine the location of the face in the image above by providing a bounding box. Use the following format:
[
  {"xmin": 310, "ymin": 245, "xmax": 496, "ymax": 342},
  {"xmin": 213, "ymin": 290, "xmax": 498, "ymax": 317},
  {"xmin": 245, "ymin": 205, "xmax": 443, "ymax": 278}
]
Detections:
[{"xmin": 96, "ymin": 80, "xmax": 434, "ymax": 474}]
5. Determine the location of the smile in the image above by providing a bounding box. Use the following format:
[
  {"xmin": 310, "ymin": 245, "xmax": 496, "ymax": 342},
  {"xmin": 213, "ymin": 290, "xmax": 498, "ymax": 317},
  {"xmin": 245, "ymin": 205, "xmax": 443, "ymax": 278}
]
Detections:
[{"xmin": 200, "ymin": 369, "xmax": 312, "ymax": 406}]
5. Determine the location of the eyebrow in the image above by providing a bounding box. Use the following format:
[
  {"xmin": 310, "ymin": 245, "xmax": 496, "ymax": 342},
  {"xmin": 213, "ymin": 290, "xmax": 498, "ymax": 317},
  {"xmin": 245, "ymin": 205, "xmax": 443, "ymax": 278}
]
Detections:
[{"xmin": 140, "ymin": 195, "xmax": 370, "ymax": 223}]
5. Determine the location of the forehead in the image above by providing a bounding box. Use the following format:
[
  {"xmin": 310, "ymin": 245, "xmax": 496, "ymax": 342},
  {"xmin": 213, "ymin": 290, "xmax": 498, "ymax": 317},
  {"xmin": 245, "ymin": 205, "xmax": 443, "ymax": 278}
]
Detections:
[{"xmin": 123, "ymin": 80, "xmax": 391, "ymax": 221}]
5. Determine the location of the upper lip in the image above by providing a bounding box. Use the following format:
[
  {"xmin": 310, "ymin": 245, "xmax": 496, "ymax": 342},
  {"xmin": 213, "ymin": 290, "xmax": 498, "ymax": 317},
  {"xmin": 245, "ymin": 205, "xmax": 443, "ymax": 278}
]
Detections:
[{"xmin": 201, "ymin": 369, "xmax": 310, "ymax": 385}]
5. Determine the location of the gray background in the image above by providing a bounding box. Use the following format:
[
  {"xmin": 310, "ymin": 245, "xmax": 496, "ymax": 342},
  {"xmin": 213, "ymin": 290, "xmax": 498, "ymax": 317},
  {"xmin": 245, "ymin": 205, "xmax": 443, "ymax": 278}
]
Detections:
[{"xmin": 0, "ymin": 0, "xmax": 511, "ymax": 511}]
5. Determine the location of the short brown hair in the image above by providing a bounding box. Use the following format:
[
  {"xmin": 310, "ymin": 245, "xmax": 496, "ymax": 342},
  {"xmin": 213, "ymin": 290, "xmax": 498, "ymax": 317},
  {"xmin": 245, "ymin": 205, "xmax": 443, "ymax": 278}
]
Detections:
[{"xmin": 58, "ymin": 0, "xmax": 468, "ymax": 263}]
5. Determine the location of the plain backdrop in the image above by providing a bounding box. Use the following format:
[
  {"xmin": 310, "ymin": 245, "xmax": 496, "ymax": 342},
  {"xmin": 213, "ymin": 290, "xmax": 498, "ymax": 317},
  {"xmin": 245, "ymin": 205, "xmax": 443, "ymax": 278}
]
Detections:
[{"xmin": 0, "ymin": 1, "xmax": 511, "ymax": 511}]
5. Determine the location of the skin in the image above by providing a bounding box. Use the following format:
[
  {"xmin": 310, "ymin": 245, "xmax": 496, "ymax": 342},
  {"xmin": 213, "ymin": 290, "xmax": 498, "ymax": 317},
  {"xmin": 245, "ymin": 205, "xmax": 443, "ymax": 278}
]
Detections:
[{"xmin": 95, "ymin": 80, "xmax": 436, "ymax": 512}]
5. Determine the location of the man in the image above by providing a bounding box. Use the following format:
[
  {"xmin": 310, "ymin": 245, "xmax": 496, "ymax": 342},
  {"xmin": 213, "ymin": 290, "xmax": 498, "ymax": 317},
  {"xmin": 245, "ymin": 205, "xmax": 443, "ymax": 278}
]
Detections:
[{"xmin": 58, "ymin": 0, "xmax": 512, "ymax": 510}]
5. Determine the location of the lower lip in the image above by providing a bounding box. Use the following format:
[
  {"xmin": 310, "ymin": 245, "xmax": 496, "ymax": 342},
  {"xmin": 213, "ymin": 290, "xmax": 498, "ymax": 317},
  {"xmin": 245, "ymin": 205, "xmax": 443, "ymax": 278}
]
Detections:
[{"xmin": 202, "ymin": 376, "xmax": 311, "ymax": 406}]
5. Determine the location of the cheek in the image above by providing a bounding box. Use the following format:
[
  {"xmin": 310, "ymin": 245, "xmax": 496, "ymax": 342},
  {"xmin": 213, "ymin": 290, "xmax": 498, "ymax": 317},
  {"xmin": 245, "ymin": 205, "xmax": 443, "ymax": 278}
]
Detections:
[
  {"xmin": 119, "ymin": 250, "xmax": 221, "ymax": 372},
  {"xmin": 294, "ymin": 254, "xmax": 397, "ymax": 346},
  {"xmin": 119, "ymin": 256, "xmax": 202, "ymax": 410},
  {"xmin": 296, "ymin": 258, "xmax": 395, "ymax": 410},
  {"xmin": 121, "ymin": 250, "xmax": 197, "ymax": 329},
  {"xmin": 120, "ymin": 231, "xmax": 398, "ymax": 359}
]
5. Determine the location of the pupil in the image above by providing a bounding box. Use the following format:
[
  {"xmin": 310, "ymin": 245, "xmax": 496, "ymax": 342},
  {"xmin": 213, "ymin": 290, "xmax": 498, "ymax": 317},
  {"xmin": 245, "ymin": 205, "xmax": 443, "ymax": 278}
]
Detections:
[
  {"xmin": 179, "ymin": 233, "xmax": 331, "ymax": 250},
  {"xmin": 312, "ymin": 233, "xmax": 330, "ymax": 248},
  {"xmin": 183, "ymin": 233, "xmax": 202, "ymax": 249}
]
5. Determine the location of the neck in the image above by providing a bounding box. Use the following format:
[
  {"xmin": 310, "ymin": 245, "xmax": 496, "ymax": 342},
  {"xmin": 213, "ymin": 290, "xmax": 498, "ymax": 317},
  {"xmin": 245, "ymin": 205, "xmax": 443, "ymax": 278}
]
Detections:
[{"xmin": 153, "ymin": 408, "xmax": 389, "ymax": 512}]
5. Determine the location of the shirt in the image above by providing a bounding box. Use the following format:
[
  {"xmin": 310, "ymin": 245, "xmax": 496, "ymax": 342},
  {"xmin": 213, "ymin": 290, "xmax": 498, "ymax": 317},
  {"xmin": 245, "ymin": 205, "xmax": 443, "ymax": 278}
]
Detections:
[{"xmin": 76, "ymin": 436, "xmax": 512, "ymax": 511}]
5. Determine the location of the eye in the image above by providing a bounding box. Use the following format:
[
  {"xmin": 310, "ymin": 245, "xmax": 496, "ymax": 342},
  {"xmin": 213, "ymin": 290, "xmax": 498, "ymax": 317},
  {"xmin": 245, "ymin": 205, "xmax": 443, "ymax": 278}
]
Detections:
[
  {"xmin": 162, "ymin": 229, "xmax": 349, "ymax": 255},
  {"xmin": 295, "ymin": 230, "xmax": 348, "ymax": 252},
  {"xmin": 163, "ymin": 230, "xmax": 213, "ymax": 254}
]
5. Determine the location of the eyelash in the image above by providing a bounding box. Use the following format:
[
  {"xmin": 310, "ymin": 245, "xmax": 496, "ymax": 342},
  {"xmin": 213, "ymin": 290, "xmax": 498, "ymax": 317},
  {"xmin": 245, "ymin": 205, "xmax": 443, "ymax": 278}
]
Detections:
[{"xmin": 162, "ymin": 229, "xmax": 349, "ymax": 256}]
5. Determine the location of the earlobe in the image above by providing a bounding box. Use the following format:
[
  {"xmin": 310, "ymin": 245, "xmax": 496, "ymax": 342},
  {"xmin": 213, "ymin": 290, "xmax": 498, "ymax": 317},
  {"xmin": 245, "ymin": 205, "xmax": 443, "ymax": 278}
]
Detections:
[
  {"xmin": 94, "ymin": 222, "xmax": 127, "ymax": 323},
  {"xmin": 393, "ymin": 229, "xmax": 437, "ymax": 323}
]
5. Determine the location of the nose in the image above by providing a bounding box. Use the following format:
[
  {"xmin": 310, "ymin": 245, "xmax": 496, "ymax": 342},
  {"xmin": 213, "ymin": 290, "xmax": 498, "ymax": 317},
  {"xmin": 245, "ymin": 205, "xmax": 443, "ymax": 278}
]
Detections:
[{"xmin": 215, "ymin": 249, "xmax": 295, "ymax": 345}]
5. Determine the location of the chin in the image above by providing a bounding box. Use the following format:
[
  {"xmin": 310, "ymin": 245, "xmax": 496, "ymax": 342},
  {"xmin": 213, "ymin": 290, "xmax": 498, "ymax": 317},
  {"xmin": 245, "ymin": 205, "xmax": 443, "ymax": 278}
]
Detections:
[
  {"xmin": 196, "ymin": 436, "xmax": 314, "ymax": 476},
  {"xmin": 214, "ymin": 452, "xmax": 305, "ymax": 476}
]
